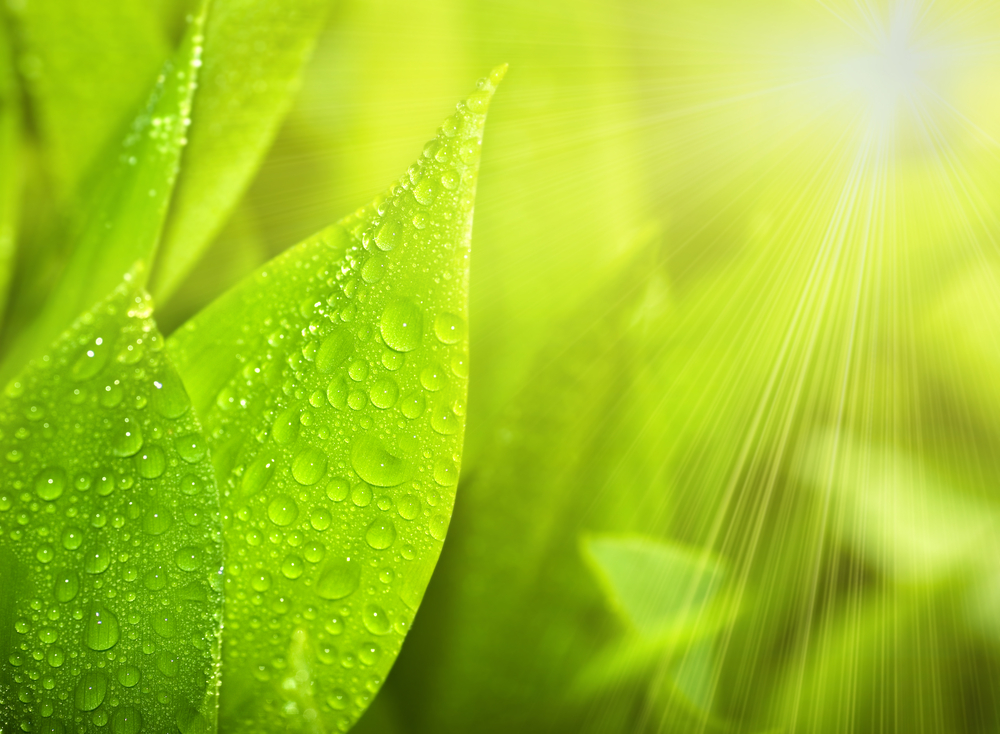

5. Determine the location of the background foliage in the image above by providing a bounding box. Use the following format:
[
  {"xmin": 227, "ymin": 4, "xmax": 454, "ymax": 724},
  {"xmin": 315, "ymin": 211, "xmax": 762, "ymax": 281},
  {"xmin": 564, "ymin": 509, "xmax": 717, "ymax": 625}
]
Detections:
[{"xmin": 2, "ymin": 0, "xmax": 1000, "ymax": 732}]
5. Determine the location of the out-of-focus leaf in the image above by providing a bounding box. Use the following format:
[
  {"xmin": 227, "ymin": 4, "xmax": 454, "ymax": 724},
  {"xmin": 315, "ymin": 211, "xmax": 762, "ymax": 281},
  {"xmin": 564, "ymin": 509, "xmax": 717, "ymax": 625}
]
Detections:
[
  {"xmin": 0, "ymin": 16, "xmax": 20, "ymax": 327},
  {"xmin": 167, "ymin": 67, "xmax": 503, "ymax": 733},
  {"xmin": 151, "ymin": 0, "xmax": 332, "ymax": 302},
  {"xmin": 385, "ymin": 229, "xmax": 674, "ymax": 733},
  {"xmin": 0, "ymin": 277, "xmax": 224, "ymax": 734},
  {"xmin": 0, "ymin": 6, "xmax": 206, "ymax": 384},
  {"xmin": 3, "ymin": 0, "xmax": 174, "ymax": 198},
  {"xmin": 583, "ymin": 534, "xmax": 726, "ymax": 638},
  {"xmin": 795, "ymin": 431, "xmax": 1000, "ymax": 581}
]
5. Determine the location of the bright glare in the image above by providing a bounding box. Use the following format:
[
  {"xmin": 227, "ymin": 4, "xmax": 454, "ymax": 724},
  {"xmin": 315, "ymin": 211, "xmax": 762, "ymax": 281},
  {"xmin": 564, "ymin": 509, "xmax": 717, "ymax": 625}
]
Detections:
[{"xmin": 835, "ymin": 5, "xmax": 933, "ymax": 126}]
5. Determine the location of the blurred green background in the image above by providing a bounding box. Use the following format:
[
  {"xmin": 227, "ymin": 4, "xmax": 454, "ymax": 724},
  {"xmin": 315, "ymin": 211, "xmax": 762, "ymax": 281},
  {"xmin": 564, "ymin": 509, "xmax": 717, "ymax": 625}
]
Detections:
[{"xmin": 4, "ymin": 0, "xmax": 1000, "ymax": 731}]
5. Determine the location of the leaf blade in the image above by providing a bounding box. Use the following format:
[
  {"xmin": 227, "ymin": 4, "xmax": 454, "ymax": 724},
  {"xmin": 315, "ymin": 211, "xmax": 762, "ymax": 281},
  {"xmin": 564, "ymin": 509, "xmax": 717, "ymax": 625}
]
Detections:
[
  {"xmin": 168, "ymin": 66, "xmax": 504, "ymax": 732},
  {"xmin": 0, "ymin": 278, "xmax": 224, "ymax": 734},
  {"xmin": 151, "ymin": 0, "xmax": 332, "ymax": 302},
  {"xmin": 0, "ymin": 5, "xmax": 206, "ymax": 383}
]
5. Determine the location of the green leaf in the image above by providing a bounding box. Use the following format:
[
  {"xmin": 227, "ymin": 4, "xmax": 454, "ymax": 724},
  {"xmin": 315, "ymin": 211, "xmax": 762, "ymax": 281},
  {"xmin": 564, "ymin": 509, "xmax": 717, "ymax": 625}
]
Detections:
[
  {"xmin": 0, "ymin": 16, "xmax": 20, "ymax": 328},
  {"xmin": 151, "ymin": 0, "xmax": 332, "ymax": 302},
  {"xmin": 384, "ymin": 230, "xmax": 674, "ymax": 732},
  {"xmin": 167, "ymin": 66, "xmax": 504, "ymax": 732},
  {"xmin": 3, "ymin": 0, "xmax": 175, "ymax": 198},
  {"xmin": 0, "ymin": 276, "xmax": 224, "ymax": 734},
  {"xmin": 0, "ymin": 6, "xmax": 206, "ymax": 384},
  {"xmin": 582, "ymin": 534, "xmax": 726, "ymax": 639}
]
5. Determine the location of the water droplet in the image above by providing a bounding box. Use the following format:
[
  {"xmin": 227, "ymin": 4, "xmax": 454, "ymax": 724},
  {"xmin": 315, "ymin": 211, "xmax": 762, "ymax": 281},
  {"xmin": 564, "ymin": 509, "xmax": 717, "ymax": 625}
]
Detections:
[
  {"xmin": 326, "ymin": 477, "xmax": 349, "ymax": 502},
  {"xmin": 348, "ymin": 359, "xmax": 369, "ymax": 381},
  {"xmin": 363, "ymin": 604, "xmax": 391, "ymax": 635},
  {"xmin": 54, "ymin": 570, "xmax": 79, "ymax": 602},
  {"xmin": 117, "ymin": 664, "xmax": 140, "ymax": 687},
  {"xmin": 431, "ymin": 403, "xmax": 461, "ymax": 435},
  {"xmin": 35, "ymin": 467, "xmax": 66, "ymax": 500},
  {"xmin": 111, "ymin": 418, "xmax": 143, "ymax": 457},
  {"xmin": 135, "ymin": 446, "xmax": 166, "ymax": 479},
  {"xmin": 316, "ymin": 557, "xmax": 361, "ymax": 600},
  {"xmin": 152, "ymin": 377, "xmax": 190, "ymax": 418},
  {"xmin": 380, "ymin": 300, "xmax": 423, "ymax": 352},
  {"xmin": 351, "ymin": 435, "xmax": 411, "ymax": 487},
  {"xmin": 351, "ymin": 482, "xmax": 373, "ymax": 507},
  {"xmin": 111, "ymin": 705, "xmax": 142, "ymax": 734},
  {"xmin": 149, "ymin": 611, "xmax": 177, "ymax": 638},
  {"xmin": 290, "ymin": 448, "xmax": 328, "ymax": 488},
  {"xmin": 271, "ymin": 407, "xmax": 300, "ymax": 444},
  {"xmin": 466, "ymin": 90, "xmax": 491, "ymax": 114},
  {"xmin": 71, "ymin": 340, "xmax": 109, "ymax": 381},
  {"xmin": 429, "ymin": 514, "xmax": 449, "ymax": 541},
  {"xmin": 412, "ymin": 177, "xmax": 437, "ymax": 205},
  {"xmin": 281, "ymin": 555, "xmax": 304, "ymax": 579},
  {"xmin": 267, "ymin": 495, "xmax": 299, "ymax": 526},
  {"xmin": 84, "ymin": 603, "xmax": 120, "ymax": 650},
  {"xmin": 374, "ymin": 216, "xmax": 403, "ymax": 251},
  {"xmin": 250, "ymin": 571, "xmax": 271, "ymax": 591},
  {"xmin": 84, "ymin": 544, "xmax": 111, "ymax": 574},
  {"xmin": 175, "ymin": 707, "xmax": 208, "ymax": 734},
  {"xmin": 315, "ymin": 328, "xmax": 354, "ymax": 373},
  {"xmin": 74, "ymin": 671, "xmax": 108, "ymax": 711},
  {"xmin": 327, "ymin": 377, "xmax": 349, "ymax": 409},
  {"xmin": 242, "ymin": 455, "xmax": 276, "ymax": 496},
  {"xmin": 365, "ymin": 519, "xmax": 396, "ymax": 550},
  {"xmin": 434, "ymin": 459, "xmax": 459, "ymax": 485},
  {"xmin": 369, "ymin": 378, "xmax": 399, "ymax": 409},
  {"xmin": 440, "ymin": 168, "xmax": 459, "ymax": 190},
  {"xmin": 401, "ymin": 391, "xmax": 425, "ymax": 419},
  {"xmin": 420, "ymin": 363, "xmax": 448, "ymax": 391},
  {"xmin": 46, "ymin": 646, "xmax": 64, "ymax": 668},
  {"xmin": 434, "ymin": 312, "xmax": 467, "ymax": 344},
  {"xmin": 397, "ymin": 494, "xmax": 420, "ymax": 520},
  {"xmin": 361, "ymin": 254, "xmax": 388, "ymax": 283},
  {"xmin": 304, "ymin": 542, "xmax": 325, "ymax": 563},
  {"xmin": 175, "ymin": 434, "xmax": 206, "ymax": 463},
  {"xmin": 310, "ymin": 507, "xmax": 332, "ymax": 530},
  {"xmin": 174, "ymin": 546, "xmax": 203, "ymax": 571},
  {"xmin": 144, "ymin": 565, "xmax": 168, "ymax": 590},
  {"xmin": 36, "ymin": 545, "xmax": 54, "ymax": 563},
  {"xmin": 359, "ymin": 642, "xmax": 382, "ymax": 666},
  {"xmin": 157, "ymin": 650, "xmax": 179, "ymax": 677},
  {"xmin": 328, "ymin": 689, "xmax": 348, "ymax": 710}
]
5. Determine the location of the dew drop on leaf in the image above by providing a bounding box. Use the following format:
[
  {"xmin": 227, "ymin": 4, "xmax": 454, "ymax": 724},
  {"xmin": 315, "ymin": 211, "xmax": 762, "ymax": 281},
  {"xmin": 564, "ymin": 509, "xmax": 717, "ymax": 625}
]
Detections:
[
  {"xmin": 84, "ymin": 603, "xmax": 120, "ymax": 651},
  {"xmin": 351, "ymin": 435, "xmax": 410, "ymax": 487},
  {"xmin": 316, "ymin": 557, "xmax": 361, "ymax": 600},
  {"xmin": 379, "ymin": 299, "xmax": 423, "ymax": 352}
]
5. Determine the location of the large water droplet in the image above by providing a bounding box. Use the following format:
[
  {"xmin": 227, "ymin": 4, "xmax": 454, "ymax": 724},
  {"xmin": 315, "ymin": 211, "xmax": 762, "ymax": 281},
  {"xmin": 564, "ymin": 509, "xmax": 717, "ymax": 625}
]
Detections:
[
  {"xmin": 434, "ymin": 312, "xmax": 467, "ymax": 344},
  {"xmin": 400, "ymin": 391, "xmax": 425, "ymax": 419},
  {"xmin": 110, "ymin": 418, "xmax": 143, "ymax": 457},
  {"xmin": 53, "ymin": 570, "xmax": 79, "ymax": 602},
  {"xmin": 71, "ymin": 339, "xmax": 109, "ymax": 381},
  {"xmin": 369, "ymin": 378, "xmax": 399, "ymax": 409},
  {"xmin": 174, "ymin": 546, "xmax": 203, "ymax": 572},
  {"xmin": 365, "ymin": 519, "xmax": 397, "ymax": 550},
  {"xmin": 142, "ymin": 505, "xmax": 172, "ymax": 535},
  {"xmin": 380, "ymin": 300, "xmax": 423, "ymax": 352},
  {"xmin": 315, "ymin": 328, "xmax": 354, "ymax": 373},
  {"xmin": 174, "ymin": 434, "xmax": 206, "ymax": 463},
  {"xmin": 351, "ymin": 435, "xmax": 411, "ymax": 487},
  {"xmin": 135, "ymin": 446, "xmax": 166, "ymax": 479},
  {"xmin": 84, "ymin": 603, "xmax": 120, "ymax": 650},
  {"xmin": 151, "ymin": 376, "xmax": 190, "ymax": 419},
  {"xmin": 362, "ymin": 604, "xmax": 391, "ymax": 635},
  {"xmin": 84, "ymin": 544, "xmax": 111, "ymax": 574},
  {"xmin": 242, "ymin": 455, "xmax": 276, "ymax": 496},
  {"xmin": 374, "ymin": 216, "xmax": 402, "ymax": 251},
  {"xmin": 117, "ymin": 665, "xmax": 140, "ymax": 687},
  {"xmin": 316, "ymin": 557, "xmax": 361, "ymax": 600},
  {"xmin": 267, "ymin": 495, "xmax": 299, "ymax": 526},
  {"xmin": 291, "ymin": 446, "xmax": 327, "ymax": 485},
  {"xmin": 271, "ymin": 407, "xmax": 300, "ymax": 444},
  {"xmin": 281, "ymin": 555, "xmax": 304, "ymax": 579},
  {"xmin": 74, "ymin": 671, "xmax": 107, "ymax": 711},
  {"xmin": 111, "ymin": 705, "xmax": 142, "ymax": 734},
  {"xmin": 35, "ymin": 467, "xmax": 66, "ymax": 501}
]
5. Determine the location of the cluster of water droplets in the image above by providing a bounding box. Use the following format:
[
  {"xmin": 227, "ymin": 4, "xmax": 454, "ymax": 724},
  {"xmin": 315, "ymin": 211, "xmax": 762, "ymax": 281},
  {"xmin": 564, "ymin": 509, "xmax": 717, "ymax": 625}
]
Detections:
[
  {"xmin": 175, "ymin": 65, "xmax": 504, "ymax": 732},
  {"xmin": 0, "ymin": 286, "xmax": 223, "ymax": 734}
]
